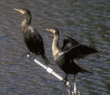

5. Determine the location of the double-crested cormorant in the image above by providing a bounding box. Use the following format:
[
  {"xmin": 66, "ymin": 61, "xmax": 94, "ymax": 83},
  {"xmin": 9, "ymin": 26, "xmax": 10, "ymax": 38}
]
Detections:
[
  {"xmin": 14, "ymin": 8, "xmax": 50, "ymax": 65},
  {"xmin": 46, "ymin": 28, "xmax": 99, "ymax": 82}
]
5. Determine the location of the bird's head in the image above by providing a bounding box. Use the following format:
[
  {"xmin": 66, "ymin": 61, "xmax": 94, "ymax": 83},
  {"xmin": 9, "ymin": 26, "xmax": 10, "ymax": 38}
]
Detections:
[
  {"xmin": 14, "ymin": 8, "xmax": 31, "ymax": 16},
  {"xmin": 46, "ymin": 28, "xmax": 59, "ymax": 35}
]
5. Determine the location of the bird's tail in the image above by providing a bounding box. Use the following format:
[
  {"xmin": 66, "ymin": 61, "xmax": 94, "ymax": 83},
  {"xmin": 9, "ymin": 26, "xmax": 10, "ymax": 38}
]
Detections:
[
  {"xmin": 41, "ymin": 54, "xmax": 51, "ymax": 65},
  {"xmin": 81, "ymin": 68, "xmax": 93, "ymax": 74}
]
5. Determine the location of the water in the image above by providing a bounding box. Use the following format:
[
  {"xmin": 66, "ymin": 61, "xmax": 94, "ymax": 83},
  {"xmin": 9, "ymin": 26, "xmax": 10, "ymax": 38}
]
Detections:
[{"xmin": 0, "ymin": 0, "xmax": 110, "ymax": 94}]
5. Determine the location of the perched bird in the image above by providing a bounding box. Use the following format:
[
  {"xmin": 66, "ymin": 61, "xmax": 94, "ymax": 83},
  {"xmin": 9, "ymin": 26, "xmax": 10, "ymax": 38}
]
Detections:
[
  {"xmin": 46, "ymin": 28, "xmax": 99, "ymax": 82},
  {"xmin": 14, "ymin": 8, "xmax": 50, "ymax": 65}
]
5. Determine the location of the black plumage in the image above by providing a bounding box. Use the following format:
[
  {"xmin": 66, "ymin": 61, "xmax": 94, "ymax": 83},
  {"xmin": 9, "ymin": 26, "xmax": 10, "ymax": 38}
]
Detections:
[
  {"xmin": 61, "ymin": 36, "xmax": 79, "ymax": 51},
  {"xmin": 62, "ymin": 36, "xmax": 99, "ymax": 60},
  {"xmin": 14, "ymin": 8, "xmax": 50, "ymax": 65},
  {"xmin": 46, "ymin": 28, "xmax": 99, "ymax": 81}
]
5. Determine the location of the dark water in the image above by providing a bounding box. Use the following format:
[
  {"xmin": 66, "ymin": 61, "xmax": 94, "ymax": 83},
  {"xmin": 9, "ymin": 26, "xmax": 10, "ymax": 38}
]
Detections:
[{"xmin": 0, "ymin": 0, "xmax": 110, "ymax": 95}]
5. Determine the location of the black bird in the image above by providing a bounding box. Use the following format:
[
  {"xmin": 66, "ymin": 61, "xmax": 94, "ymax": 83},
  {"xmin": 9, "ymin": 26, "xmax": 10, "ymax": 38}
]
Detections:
[
  {"xmin": 46, "ymin": 28, "xmax": 99, "ymax": 82},
  {"xmin": 14, "ymin": 8, "xmax": 50, "ymax": 65}
]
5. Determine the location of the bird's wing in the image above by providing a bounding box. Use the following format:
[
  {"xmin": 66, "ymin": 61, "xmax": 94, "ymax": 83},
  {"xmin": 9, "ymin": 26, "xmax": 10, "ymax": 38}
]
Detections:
[
  {"xmin": 28, "ymin": 27, "xmax": 43, "ymax": 44},
  {"xmin": 61, "ymin": 38, "xmax": 70, "ymax": 50},
  {"xmin": 64, "ymin": 44, "xmax": 99, "ymax": 60},
  {"xmin": 61, "ymin": 36, "xmax": 79, "ymax": 51},
  {"xmin": 66, "ymin": 36, "xmax": 79, "ymax": 47}
]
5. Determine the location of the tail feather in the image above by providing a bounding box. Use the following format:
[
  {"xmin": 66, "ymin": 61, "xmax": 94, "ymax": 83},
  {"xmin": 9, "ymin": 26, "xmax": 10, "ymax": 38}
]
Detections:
[
  {"xmin": 41, "ymin": 54, "xmax": 51, "ymax": 65},
  {"xmin": 81, "ymin": 68, "xmax": 93, "ymax": 74}
]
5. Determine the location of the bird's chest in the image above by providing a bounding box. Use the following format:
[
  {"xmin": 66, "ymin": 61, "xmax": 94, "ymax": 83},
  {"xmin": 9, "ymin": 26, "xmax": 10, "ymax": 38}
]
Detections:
[
  {"xmin": 23, "ymin": 32, "xmax": 31, "ymax": 40},
  {"xmin": 23, "ymin": 32, "xmax": 34, "ymax": 47},
  {"xmin": 55, "ymin": 53, "xmax": 67, "ymax": 66}
]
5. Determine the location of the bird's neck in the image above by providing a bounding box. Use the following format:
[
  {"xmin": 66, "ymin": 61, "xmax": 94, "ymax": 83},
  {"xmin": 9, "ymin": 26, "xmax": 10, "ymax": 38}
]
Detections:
[
  {"xmin": 52, "ymin": 34, "xmax": 61, "ymax": 57},
  {"xmin": 21, "ymin": 14, "xmax": 31, "ymax": 28}
]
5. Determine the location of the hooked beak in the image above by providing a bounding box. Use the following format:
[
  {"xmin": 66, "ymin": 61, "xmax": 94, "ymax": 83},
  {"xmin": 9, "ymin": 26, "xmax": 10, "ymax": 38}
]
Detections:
[
  {"xmin": 14, "ymin": 8, "xmax": 25, "ymax": 14},
  {"xmin": 46, "ymin": 29, "xmax": 53, "ymax": 33}
]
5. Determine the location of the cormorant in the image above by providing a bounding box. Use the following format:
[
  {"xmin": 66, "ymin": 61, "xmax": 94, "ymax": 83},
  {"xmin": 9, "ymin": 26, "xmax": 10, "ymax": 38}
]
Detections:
[
  {"xmin": 46, "ymin": 28, "xmax": 99, "ymax": 82},
  {"xmin": 14, "ymin": 8, "xmax": 50, "ymax": 65}
]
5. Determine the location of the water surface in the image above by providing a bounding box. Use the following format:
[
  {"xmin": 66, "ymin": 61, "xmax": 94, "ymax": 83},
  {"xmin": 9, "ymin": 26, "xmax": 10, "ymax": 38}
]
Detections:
[{"xmin": 0, "ymin": 0, "xmax": 110, "ymax": 95}]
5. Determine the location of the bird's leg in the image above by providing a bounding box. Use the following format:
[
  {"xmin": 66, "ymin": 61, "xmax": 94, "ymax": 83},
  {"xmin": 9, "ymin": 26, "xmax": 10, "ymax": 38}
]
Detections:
[
  {"xmin": 73, "ymin": 75, "xmax": 77, "ymax": 95},
  {"xmin": 27, "ymin": 52, "xmax": 34, "ymax": 61},
  {"xmin": 64, "ymin": 74, "xmax": 68, "ymax": 81},
  {"xmin": 27, "ymin": 51, "xmax": 30, "ymax": 55},
  {"xmin": 22, "ymin": 51, "xmax": 34, "ymax": 61},
  {"xmin": 33, "ymin": 54, "xmax": 36, "ymax": 59},
  {"xmin": 28, "ymin": 53, "xmax": 35, "ymax": 61},
  {"xmin": 63, "ymin": 74, "xmax": 68, "ymax": 84},
  {"xmin": 31, "ymin": 54, "xmax": 36, "ymax": 61}
]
